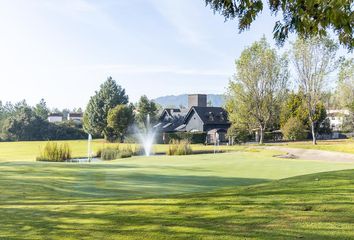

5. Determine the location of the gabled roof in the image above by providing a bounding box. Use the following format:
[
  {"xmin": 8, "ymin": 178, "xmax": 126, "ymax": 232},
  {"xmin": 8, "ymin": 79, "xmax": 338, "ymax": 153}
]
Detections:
[
  {"xmin": 68, "ymin": 113, "xmax": 83, "ymax": 117},
  {"xmin": 183, "ymin": 107, "xmax": 229, "ymax": 125},
  {"xmin": 159, "ymin": 108, "xmax": 181, "ymax": 120},
  {"xmin": 48, "ymin": 113, "xmax": 63, "ymax": 117}
]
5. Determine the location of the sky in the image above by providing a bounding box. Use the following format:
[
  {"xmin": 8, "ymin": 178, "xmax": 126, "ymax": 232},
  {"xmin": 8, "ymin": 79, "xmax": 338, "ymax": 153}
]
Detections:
[{"xmin": 0, "ymin": 0, "xmax": 350, "ymax": 109}]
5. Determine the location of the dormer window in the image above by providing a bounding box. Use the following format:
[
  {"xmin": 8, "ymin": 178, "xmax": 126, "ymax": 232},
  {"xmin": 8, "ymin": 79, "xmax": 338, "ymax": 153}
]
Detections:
[
  {"xmin": 208, "ymin": 112, "xmax": 214, "ymax": 121},
  {"xmin": 220, "ymin": 112, "xmax": 225, "ymax": 121}
]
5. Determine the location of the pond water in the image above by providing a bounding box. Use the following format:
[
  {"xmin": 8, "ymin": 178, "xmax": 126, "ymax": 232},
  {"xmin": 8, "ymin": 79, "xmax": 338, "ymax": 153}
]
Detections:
[{"xmin": 65, "ymin": 158, "xmax": 101, "ymax": 163}]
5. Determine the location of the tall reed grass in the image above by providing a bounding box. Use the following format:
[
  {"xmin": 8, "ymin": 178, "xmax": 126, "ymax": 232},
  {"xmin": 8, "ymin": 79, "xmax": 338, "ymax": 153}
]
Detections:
[
  {"xmin": 167, "ymin": 140, "xmax": 193, "ymax": 155},
  {"xmin": 36, "ymin": 142, "xmax": 72, "ymax": 162}
]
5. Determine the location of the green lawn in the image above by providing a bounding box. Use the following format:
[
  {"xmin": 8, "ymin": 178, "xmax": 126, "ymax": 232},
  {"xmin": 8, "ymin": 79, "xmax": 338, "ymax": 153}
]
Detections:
[
  {"xmin": 0, "ymin": 148, "xmax": 353, "ymax": 239},
  {"xmin": 270, "ymin": 139, "xmax": 354, "ymax": 154}
]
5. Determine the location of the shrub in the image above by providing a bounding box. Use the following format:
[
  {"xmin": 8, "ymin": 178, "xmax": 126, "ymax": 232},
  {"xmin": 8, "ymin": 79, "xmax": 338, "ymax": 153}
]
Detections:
[
  {"xmin": 162, "ymin": 132, "xmax": 207, "ymax": 144},
  {"xmin": 281, "ymin": 117, "xmax": 307, "ymax": 141},
  {"xmin": 36, "ymin": 142, "xmax": 72, "ymax": 162},
  {"xmin": 167, "ymin": 140, "xmax": 193, "ymax": 155},
  {"xmin": 100, "ymin": 145, "xmax": 133, "ymax": 160},
  {"xmin": 101, "ymin": 147, "xmax": 118, "ymax": 160},
  {"xmin": 227, "ymin": 125, "xmax": 251, "ymax": 144},
  {"xmin": 119, "ymin": 149, "xmax": 133, "ymax": 158}
]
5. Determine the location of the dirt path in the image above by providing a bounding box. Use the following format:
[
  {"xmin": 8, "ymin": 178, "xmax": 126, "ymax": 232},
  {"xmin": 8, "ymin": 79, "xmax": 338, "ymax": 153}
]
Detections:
[{"xmin": 265, "ymin": 146, "xmax": 354, "ymax": 163}]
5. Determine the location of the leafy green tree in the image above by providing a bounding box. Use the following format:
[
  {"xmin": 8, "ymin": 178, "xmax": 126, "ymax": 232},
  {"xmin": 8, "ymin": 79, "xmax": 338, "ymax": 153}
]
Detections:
[
  {"xmin": 291, "ymin": 36, "xmax": 339, "ymax": 144},
  {"xmin": 281, "ymin": 117, "xmax": 307, "ymax": 141},
  {"xmin": 281, "ymin": 92, "xmax": 330, "ymax": 137},
  {"xmin": 2, "ymin": 107, "xmax": 45, "ymax": 141},
  {"xmin": 205, "ymin": 0, "xmax": 353, "ymax": 50},
  {"xmin": 84, "ymin": 77, "xmax": 129, "ymax": 139},
  {"xmin": 34, "ymin": 99, "xmax": 49, "ymax": 120},
  {"xmin": 226, "ymin": 124, "xmax": 251, "ymax": 144},
  {"xmin": 226, "ymin": 37, "xmax": 288, "ymax": 144},
  {"xmin": 280, "ymin": 92, "xmax": 309, "ymax": 127},
  {"xmin": 136, "ymin": 95, "xmax": 159, "ymax": 129},
  {"xmin": 342, "ymin": 114, "xmax": 354, "ymax": 132},
  {"xmin": 107, "ymin": 104, "xmax": 134, "ymax": 142},
  {"xmin": 336, "ymin": 58, "xmax": 354, "ymax": 112}
]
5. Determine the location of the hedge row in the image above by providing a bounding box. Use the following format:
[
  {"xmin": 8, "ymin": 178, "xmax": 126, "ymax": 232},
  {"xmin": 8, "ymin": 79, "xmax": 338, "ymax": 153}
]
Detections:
[{"xmin": 157, "ymin": 132, "xmax": 207, "ymax": 144}]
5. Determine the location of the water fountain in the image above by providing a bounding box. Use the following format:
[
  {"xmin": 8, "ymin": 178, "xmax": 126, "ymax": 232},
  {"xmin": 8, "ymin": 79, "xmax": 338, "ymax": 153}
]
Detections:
[{"xmin": 136, "ymin": 114, "xmax": 156, "ymax": 156}]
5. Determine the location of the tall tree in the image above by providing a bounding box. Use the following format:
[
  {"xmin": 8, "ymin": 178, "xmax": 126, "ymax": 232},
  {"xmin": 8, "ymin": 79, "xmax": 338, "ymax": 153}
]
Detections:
[
  {"xmin": 336, "ymin": 58, "xmax": 354, "ymax": 111},
  {"xmin": 205, "ymin": 0, "xmax": 353, "ymax": 50},
  {"xmin": 291, "ymin": 36, "xmax": 339, "ymax": 145},
  {"xmin": 136, "ymin": 95, "xmax": 159, "ymax": 130},
  {"xmin": 107, "ymin": 104, "xmax": 134, "ymax": 142},
  {"xmin": 226, "ymin": 37, "xmax": 288, "ymax": 144},
  {"xmin": 84, "ymin": 77, "xmax": 129, "ymax": 139},
  {"xmin": 34, "ymin": 99, "xmax": 49, "ymax": 120}
]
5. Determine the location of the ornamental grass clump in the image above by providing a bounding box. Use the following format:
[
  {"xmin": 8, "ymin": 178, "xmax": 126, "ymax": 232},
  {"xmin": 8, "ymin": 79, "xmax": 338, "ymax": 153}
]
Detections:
[
  {"xmin": 36, "ymin": 142, "xmax": 72, "ymax": 162},
  {"xmin": 167, "ymin": 140, "xmax": 193, "ymax": 156},
  {"xmin": 99, "ymin": 145, "xmax": 133, "ymax": 160}
]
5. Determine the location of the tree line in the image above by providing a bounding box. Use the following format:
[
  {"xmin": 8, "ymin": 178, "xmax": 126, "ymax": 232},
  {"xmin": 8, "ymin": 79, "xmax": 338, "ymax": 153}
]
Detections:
[
  {"xmin": 226, "ymin": 36, "xmax": 354, "ymax": 145},
  {"xmin": 0, "ymin": 100, "xmax": 86, "ymax": 141}
]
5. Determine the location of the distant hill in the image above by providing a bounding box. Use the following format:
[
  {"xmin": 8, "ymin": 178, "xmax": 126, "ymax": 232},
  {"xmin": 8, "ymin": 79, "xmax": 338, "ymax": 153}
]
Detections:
[{"xmin": 153, "ymin": 94, "xmax": 225, "ymax": 108}]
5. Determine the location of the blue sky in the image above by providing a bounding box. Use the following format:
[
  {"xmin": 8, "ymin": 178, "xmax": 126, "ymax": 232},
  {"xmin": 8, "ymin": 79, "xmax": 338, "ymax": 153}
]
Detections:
[{"xmin": 0, "ymin": 0, "xmax": 348, "ymax": 109}]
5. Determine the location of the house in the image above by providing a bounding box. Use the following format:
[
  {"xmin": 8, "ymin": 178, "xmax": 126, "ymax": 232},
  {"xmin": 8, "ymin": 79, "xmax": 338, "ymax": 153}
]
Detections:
[
  {"xmin": 48, "ymin": 113, "xmax": 63, "ymax": 123},
  {"xmin": 154, "ymin": 108, "xmax": 188, "ymax": 133},
  {"xmin": 67, "ymin": 112, "xmax": 83, "ymax": 123},
  {"xmin": 327, "ymin": 109, "xmax": 350, "ymax": 131},
  {"xmin": 154, "ymin": 94, "xmax": 230, "ymax": 144}
]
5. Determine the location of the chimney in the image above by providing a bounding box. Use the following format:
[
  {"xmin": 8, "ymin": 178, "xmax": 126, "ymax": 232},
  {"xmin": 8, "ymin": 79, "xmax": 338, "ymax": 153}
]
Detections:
[{"xmin": 188, "ymin": 94, "xmax": 207, "ymax": 108}]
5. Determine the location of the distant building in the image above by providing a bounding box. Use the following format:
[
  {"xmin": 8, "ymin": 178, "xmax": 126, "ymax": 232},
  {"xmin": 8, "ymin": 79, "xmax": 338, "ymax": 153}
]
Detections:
[
  {"xmin": 48, "ymin": 113, "xmax": 63, "ymax": 123},
  {"xmin": 327, "ymin": 109, "xmax": 350, "ymax": 131},
  {"xmin": 154, "ymin": 94, "xmax": 230, "ymax": 144},
  {"xmin": 68, "ymin": 112, "xmax": 83, "ymax": 123}
]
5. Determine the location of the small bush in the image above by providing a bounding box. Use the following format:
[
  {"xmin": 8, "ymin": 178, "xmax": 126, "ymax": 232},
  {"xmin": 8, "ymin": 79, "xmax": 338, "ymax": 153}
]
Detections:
[
  {"xmin": 167, "ymin": 140, "xmax": 193, "ymax": 155},
  {"xmin": 100, "ymin": 145, "xmax": 133, "ymax": 160},
  {"xmin": 101, "ymin": 148, "xmax": 118, "ymax": 160},
  {"xmin": 281, "ymin": 117, "xmax": 307, "ymax": 141},
  {"xmin": 161, "ymin": 132, "xmax": 207, "ymax": 144},
  {"xmin": 119, "ymin": 149, "xmax": 133, "ymax": 158},
  {"xmin": 36, "ymin": 142, "xmax": 72, "ymax": 162}
]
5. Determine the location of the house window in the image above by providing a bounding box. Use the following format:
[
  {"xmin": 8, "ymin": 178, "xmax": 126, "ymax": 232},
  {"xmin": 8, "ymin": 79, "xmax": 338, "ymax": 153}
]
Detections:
[{"xmin": 208, "ymin": 112, "xmax": 214, "ymax": 121}]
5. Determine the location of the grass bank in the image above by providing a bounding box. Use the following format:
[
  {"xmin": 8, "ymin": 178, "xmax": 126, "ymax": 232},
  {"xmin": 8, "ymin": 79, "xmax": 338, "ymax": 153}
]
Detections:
[{"xmin": 270, "ymin": 139, "xmax": 354, "ymax": 154}]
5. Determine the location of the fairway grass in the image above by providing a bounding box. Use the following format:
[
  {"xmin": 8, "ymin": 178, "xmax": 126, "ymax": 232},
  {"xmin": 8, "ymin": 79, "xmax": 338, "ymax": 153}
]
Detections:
[
  {"xmin": 0, "ymin": 140, "xmax": 353, "ymax": 239},
  {"xmin": 0, "ymin": 164, "xmax": 353, "ymax": 239}
]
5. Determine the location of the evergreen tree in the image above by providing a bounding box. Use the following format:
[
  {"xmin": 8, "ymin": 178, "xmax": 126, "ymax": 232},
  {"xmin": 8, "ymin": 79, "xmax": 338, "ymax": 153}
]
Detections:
[
  {"xmin": 34, "ymin": 99, "xmax": 49, "ymax": 120},
  {"xmin": 83, "ymin": 77, "xmax": 129, "ymax": 139},
  {"xmin": 136, "ymin": 95, "xmax": 158, "ymax": 130}
]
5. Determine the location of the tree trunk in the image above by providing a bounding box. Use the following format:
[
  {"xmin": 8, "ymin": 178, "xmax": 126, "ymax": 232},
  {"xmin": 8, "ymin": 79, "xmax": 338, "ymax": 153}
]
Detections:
[
  {"xmin": 310, "ymin": 121, "xmax": 317, "ymax": 145},
  {"xmin": 259, "ymin": 126, "xmax": 264, "ymax": 144}
]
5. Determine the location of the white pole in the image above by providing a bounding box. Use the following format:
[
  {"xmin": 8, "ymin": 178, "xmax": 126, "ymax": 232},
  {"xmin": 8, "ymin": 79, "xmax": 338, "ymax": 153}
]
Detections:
[{"xmin": 88, "ymin": 133, "xmax": 92, "ymax": 162}]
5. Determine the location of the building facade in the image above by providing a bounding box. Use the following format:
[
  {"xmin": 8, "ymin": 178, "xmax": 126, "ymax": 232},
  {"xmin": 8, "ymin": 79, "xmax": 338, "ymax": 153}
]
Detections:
[
  {"xmin": 327, "ymin": 109, "xmax": 350, "ymax": 131},
  {"xmin": 47, "ymin": 113, "xmax": 63, "ymax": 123},
  {"xmin": 154, "ymin": 94, "xmax": 230, "ymax": 144}
]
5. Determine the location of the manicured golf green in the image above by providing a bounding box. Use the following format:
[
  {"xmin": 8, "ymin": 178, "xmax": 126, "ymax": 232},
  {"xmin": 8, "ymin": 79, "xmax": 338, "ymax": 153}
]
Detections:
[{"xmin": 0, "ymin": 146, "xmax": 353, "ymax": 239}]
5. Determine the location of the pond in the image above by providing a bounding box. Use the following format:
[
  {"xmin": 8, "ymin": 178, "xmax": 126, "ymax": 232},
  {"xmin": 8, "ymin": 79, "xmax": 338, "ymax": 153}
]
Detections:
[{"xmin": 65, "ymin": 158, "xmax": 101, "ymax": 163}]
